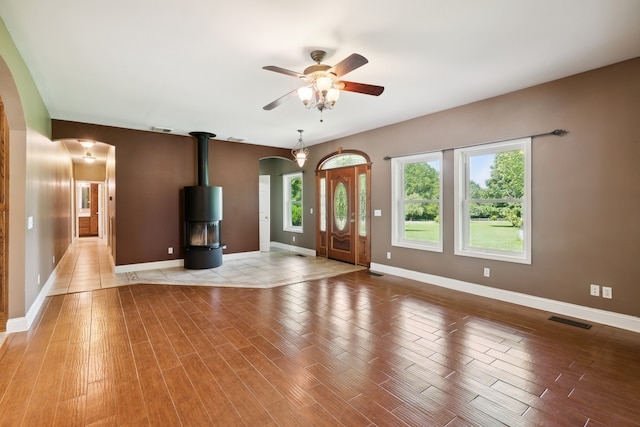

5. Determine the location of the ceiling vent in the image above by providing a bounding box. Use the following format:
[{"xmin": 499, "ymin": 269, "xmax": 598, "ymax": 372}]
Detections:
[{"xmin": 151, "ymin": 126, "xmax": 173, "ymax": 133}]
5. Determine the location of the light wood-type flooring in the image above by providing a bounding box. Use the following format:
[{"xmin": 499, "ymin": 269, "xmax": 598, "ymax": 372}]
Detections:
[{"xmin": 1, "ymin": 241, "xmax": 639, "ymax": 425}]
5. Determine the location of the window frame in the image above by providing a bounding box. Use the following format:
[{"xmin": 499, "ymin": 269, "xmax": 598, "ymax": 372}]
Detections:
[
  {"xmin": 454, "ymin": 137, "xmax": 532, "ymax": 264},
  {"xmin": 391, "ymin": 152, "xmax": 443, "ymax": 252},
  {"xmin": 283, "ymin": 172, "xmax": 303, "ymax": 233}
]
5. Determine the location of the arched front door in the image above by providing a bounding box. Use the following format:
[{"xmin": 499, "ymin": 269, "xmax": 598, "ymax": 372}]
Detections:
[{"xmin": 316, "ymin": 151, "xmax": 370, "ymax": 267}]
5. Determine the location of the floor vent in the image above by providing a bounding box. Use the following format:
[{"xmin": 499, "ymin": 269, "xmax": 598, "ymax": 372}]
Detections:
[
  {"xmin": 296, "ymin": 254, "xmax": 306, "ymax": 257},
  {"xmin": 368, "ymin": 271, "xmax": 383, "ymax": 277},
  {"xmin": 549, "ymin": 316, "xmax": 592, "ymax": 329}
]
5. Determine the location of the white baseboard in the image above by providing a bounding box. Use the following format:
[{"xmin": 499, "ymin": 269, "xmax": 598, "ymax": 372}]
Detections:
[
  {"xmin": 270, "ymin": 242, "xmax": 316, "ymax": 256},
  {"xmin": 223, "ymin": 250, "xmax": 261, "ymax": 261},
  {"xmin": 113, "ymin": 251, "xmax": 266, "ymax": 274},
  {"xmin": 370, "ymin": 263, "xmax": 640, "ymax": 333},
  {"xmin": 114, "ymin": 259, "xmax": 184, "ymax": 274},
  {"xmin": 7, "ymin": 251, "xmax": 62, "ymax": 333}
]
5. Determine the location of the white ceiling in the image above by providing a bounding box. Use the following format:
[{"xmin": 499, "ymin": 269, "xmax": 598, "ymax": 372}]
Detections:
[{"xmin": 1, "ymin": 0, "xmax": 639, "ymax": 151}]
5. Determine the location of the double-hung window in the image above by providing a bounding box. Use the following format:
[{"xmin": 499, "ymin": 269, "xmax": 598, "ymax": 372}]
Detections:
[
  {"xmin": 454, "ymin": 137, "xmax": 531, "ymax": 263},
  {"xmin": 283, "ymin": 172, "xmax": 303, "ymax": 232},
  {"xmin": 391, "ymin": 152, "xmax": 443, "ymax": 252}
]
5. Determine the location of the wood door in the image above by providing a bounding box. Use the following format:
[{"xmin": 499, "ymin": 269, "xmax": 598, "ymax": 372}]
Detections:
[
  {"xmin": 327, "ymin": 167, "xmax": 356, "ymax": 264},
  {"xmin": 89, "ymin": 183, "xmax": 99, "ymax": 235},
  {"xmin": 0, "ymin": 101, "xmax": 7, "ymax": 332}
]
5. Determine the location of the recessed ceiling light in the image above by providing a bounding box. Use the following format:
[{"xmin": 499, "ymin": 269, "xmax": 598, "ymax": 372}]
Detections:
[{"xmin": 227, "ymin": 137, "xmax": 245, "ymax": 142}]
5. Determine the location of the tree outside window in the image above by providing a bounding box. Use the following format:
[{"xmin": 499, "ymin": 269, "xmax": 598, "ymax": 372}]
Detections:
[
  {"xmin": 392, "ymin": 152, "xmax": 443, "ymax": 252},
  {"xmin": 283, "ymin": 173, "xmax": 303, "ymax": 232},
  {"xmin": 455, "ymin": 137, "xmax": 531, "ymax": 264}
]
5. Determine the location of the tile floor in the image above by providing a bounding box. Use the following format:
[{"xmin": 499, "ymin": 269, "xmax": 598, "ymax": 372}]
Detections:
[{"xmin": 49, "ymin": 238, "xmax": 365, "ymax": 295}]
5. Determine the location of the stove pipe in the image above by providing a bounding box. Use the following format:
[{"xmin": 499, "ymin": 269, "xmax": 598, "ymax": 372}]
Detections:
[{"xmin": 189, "ymin": 131, "xmax": 215, "ymax": 186}]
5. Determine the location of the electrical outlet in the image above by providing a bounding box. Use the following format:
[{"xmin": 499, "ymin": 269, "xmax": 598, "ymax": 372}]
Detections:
[
  {"xmin": 590, "ymin": 284, "xmax": 600, "ymax": 297},
  {"xmin": 168, "ymin": 247, "xmax": 173, "ymax": 255},
  {"xmin": 602, "ymin": 286, "xmax": 612, "ymax": 299},
  {"xmin": 483, "ymin": 267, "xmax": 490, "ymax": 278},
  {"xmin": 386, "ymin": 251, "xmax": 391, "ymax": 260},
  {"xmin": 292, "ymin": 236, "xmax": 296, "ymax": 242},
  {"xmin": 37, "ymin": 274, "xmax": 40, "ymax": 285}
]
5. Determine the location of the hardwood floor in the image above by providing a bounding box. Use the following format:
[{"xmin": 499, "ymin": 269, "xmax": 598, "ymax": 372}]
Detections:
[{"xmin": 1, "ymin": 269, "xmax": 639, "ymax": 425}]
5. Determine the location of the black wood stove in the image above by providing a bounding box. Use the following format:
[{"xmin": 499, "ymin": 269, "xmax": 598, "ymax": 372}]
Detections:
[{"xmin": 184, "ymin": 131, "xmax": 223, "ymax": 269}]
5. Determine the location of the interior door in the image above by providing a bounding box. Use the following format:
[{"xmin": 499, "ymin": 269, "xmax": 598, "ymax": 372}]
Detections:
[
  {"xmin": 89, "ymin": 183, "xmax": 99, "ymax": 236},
  {"xmin": 259, "ymin": 175, "xmax": 270, "ymax": 252},
  {"xmin": 327, "ymin": 167, "xmax": 356, "ymax": 264}
]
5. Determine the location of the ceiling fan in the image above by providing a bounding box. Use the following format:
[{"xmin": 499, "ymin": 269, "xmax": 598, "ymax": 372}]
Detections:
[{"xmin": 262, "ymin": 50, "xmax": 384, "ymax": 115}]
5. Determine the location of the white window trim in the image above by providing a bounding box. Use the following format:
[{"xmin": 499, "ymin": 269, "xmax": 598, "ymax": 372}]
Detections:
[
  {"xmin": 283, "ymin": 172, "xmax": 303, "ymax": 233},
  {"xmin": 454, "ymin": 137, "xmax": 531, "ymax": 264},
  {"xmin": 391, "ymin": 152, "xmax": 443, "ymax": 252}
]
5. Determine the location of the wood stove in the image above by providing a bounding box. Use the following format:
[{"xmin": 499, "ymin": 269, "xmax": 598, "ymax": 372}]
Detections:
[{"xmin": 184, "ymin": 131, "xmax": 223, "ymax": 269}]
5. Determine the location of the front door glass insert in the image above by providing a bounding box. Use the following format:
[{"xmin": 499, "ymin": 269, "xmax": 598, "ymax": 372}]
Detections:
[{"xmin": 334, "ymin": 182, "xmax": 348, "ymax": 231}]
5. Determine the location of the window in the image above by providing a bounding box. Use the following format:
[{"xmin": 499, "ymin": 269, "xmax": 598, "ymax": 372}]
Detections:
[
  {"xmin": 358, "ymin": 172, "xmax": 367, "ymax": 236},
  {"xmin": 454, "ymin": 137, "xmax": 531, "ymax": 264},
  {"xmin": 319, "ymin": 177, "xmax": 326, "ymax": 232},
  {"xmin": 392, "ymin": 152, "xmax": 443, "ymax": 251},
  {"xmin": 321, "ymin": 153, "xmax": 367, "ymax": 170},
  {"xmin": 283, "ymin": 172, "xmax": 303, "ymax": 232}
]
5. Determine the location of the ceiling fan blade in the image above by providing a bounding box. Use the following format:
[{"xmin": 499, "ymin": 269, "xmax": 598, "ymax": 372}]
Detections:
[
  {"xmin": 330, "ymin": 53, "xmax": 368, "ymax": 77},
  {"xmin": 262, "ymin": 65, "xmax": 305, "ymax": 79},
  {"xmin": 263, "ymin": 89, "xmax": 299, "ymax": 110},
  {"xmin": 338, "ymin": 81, "xmax": 385, "ymax": 96}
]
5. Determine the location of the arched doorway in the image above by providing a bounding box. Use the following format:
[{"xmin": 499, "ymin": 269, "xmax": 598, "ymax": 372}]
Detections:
[{"xmin": 316, "ymin": 150, "xmax": 371, "ymax": 267}]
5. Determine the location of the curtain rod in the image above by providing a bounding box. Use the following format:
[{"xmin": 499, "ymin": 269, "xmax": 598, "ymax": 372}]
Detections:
[{"xmin": 383, "ymin": 129, "xmax": 568, "ymax": 160}]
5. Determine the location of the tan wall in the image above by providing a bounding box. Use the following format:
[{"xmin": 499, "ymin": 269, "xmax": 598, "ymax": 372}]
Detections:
[
  {"xmin": 303, "ymin": 57, "xmax": 639, "ymax": 318},
  {"xmin": 51, "ymin": 121, "xmax": 290, "ymax": 266},
  {"xmin": 74, "ymin": 162, "xmax": 106, "ymax": 182}
]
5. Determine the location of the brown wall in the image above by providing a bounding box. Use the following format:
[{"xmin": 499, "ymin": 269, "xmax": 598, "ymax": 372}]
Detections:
[
  {"xmin": 299, "ymin": 57, "xmax": 640, "ymax": 318},
  {"xmin": 51, "ymin": 121, "xmax": 290, "ymax": 266}
]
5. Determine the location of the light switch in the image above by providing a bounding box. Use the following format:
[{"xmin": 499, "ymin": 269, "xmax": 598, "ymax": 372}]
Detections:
[
  {"xmin": 27, "ymin": 216, "xmax": 34, "ymax": 230},
  {"xmin": 374, "ymin": 209, "xmax": 382, "ymax": 217}
]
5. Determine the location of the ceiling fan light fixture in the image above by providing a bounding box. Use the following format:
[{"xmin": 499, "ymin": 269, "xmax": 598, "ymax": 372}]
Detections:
[
  {"xmin": 326, "ymin": 87, "xmax": 340, "ymax": 106},
  {"xmin": 297, "ymin": 86, "xmax": 313, "ymax": 106},
  {"xmin": 315, "ymin": 75, "xmax": 333, "ymax": 93},
  {"xmin": 291, "ymin": 129, "xmax": 308, "ymax": 168},
  {"xmin": 263, "ymin": 50, "xmax": 384, "ymax": 121}
]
